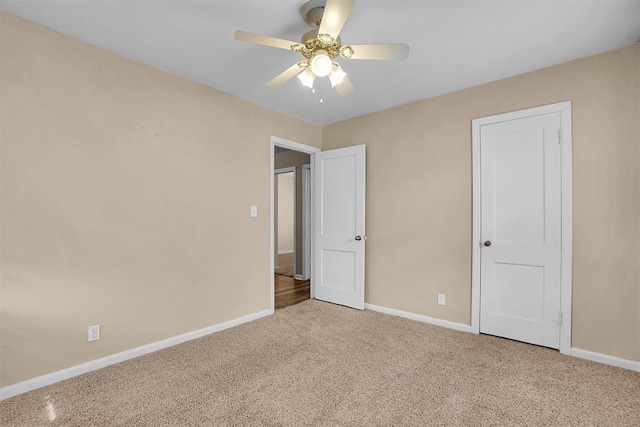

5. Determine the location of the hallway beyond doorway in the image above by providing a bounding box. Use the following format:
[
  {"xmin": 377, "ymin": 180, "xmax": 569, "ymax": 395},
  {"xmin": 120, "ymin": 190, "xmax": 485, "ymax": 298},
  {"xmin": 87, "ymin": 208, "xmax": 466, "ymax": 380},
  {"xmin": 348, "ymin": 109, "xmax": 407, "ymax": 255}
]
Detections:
[
  {"xmin": 275, "ymin": 275, "xmax": 310, "ymax": 309},
  {"xmin": 275, "ymin": 253, "xmax": 294, "ymax": 277}
]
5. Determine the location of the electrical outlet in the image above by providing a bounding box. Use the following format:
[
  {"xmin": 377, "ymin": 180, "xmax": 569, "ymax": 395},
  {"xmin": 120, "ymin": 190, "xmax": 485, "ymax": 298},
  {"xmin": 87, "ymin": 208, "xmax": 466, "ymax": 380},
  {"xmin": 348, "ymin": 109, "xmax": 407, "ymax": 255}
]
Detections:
[
  {"xmin": 88, "ymin": 324, "xmax": 100, "ymax": 342},
  {"xmin": 437, "ymin": 294, "xmax": 446, "ymax": 306}
]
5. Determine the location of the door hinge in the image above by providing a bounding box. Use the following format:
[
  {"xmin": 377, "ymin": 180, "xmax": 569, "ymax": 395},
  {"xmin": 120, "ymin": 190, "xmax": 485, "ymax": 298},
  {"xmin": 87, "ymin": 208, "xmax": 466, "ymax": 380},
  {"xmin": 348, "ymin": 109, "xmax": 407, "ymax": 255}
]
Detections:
[
  {"xmin": 556, "ymin": 310, "xmax": 563, "ymax": 326},
  {"xmin": 558, "ymin": 129, "xmax": 563, "ymax": 145}
]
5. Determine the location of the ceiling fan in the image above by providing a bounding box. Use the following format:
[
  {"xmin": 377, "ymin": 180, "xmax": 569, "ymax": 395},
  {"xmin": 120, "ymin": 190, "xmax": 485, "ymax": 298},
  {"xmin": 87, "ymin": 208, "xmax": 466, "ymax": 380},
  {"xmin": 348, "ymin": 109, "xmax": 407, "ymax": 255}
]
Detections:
[{"xmin": 234, "ymin": 0, "xmax": 409, "ymax": 97}]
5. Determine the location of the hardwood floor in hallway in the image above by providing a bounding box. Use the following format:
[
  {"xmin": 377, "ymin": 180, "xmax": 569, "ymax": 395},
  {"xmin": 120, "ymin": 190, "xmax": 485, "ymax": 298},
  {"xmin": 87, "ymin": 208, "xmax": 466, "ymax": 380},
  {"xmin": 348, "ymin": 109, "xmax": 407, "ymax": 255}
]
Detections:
[{"xmin": 275, "ymin": 274, "xmax": 310, "ymax": 309}]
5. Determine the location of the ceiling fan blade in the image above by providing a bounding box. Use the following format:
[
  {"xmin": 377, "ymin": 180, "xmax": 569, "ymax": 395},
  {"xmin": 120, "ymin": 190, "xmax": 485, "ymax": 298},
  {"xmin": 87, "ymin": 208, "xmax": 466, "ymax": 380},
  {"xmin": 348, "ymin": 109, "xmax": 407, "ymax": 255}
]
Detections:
[
  {"xmin": 318, "ymin": 0, "xmax": 355, "ymax": 40},
  {"xmin": 234, "ymin": 30, "xmax": 298, "ymax": 51},
  {"xmin": 348, "ymin": 43, "xmax": 410, "ymax": 60},
  {"xmin": 334, "ymin": 76, "xmax": 355, "ymax": 96},
  {"xmin": 266, "ymin": 63, "xmax": 304, "ymax": 87}
]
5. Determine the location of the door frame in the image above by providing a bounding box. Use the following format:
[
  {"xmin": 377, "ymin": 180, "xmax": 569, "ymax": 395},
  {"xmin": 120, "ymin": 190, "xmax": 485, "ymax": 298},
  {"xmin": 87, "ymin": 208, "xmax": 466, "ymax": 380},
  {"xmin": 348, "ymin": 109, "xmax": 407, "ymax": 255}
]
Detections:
[
  {"xmin": 270, "ymin": 136, "xmax": 320, "ymax": 312},
  {"xmin": 302, "ymin": 164, "xmax": 312, "ymax": 281},
  {"xmin": 470, "ymin": 101, "xmax": 573, "ymax": 355}
]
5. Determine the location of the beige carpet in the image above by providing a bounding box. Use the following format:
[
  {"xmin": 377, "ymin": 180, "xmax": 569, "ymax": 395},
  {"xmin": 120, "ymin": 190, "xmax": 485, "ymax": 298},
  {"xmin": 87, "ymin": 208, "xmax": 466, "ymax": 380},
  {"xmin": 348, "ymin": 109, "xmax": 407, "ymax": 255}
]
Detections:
[{"xmin": 2, "ymin": 300, "xmax": 639, "ymax": 426}]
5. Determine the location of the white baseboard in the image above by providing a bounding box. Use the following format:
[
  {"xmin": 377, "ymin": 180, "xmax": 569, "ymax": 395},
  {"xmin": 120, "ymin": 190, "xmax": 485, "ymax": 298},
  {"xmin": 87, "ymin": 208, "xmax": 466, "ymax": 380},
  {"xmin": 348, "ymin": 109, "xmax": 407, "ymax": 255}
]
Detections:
[
  {"xmin": 277, "ymin": 250, "xmax": 294, "ymax": 255},
  {"xmin": 365, "ymin": 303, "xmax": 473, "ymax": 333},
  {"xmin": 5, "ymin": 308, "xmax": 636, "ymax": 402},
  {"xmin": 0, "ymin": 308, "xmax": 273, "ymax": 401},
  {"xmin": 294, "ymin": 274, "xmax": 305, "ymax": 280},
  {"xmin": 570, "ymin": 347, "xmax": 640, "ymax": 372},
  {"xmin": 365, "ymin": 305, "xmax": 640, "ymax": 372}
]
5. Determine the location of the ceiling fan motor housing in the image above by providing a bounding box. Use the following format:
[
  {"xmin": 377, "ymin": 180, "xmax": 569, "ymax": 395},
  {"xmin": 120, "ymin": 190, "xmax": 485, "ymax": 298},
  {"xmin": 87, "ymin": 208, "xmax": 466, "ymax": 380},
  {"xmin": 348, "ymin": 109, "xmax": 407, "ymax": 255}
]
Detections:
[
  {"xmin": 302, "ymin": 28, "xmax": 341, "ymax": 45},
  {"xmin": 300, "ymin": 0, "xmax": 326, "ymax": 27},
  {"xmin": 296, "ymin": 1, "xmax": 346, "ymax": 60}
]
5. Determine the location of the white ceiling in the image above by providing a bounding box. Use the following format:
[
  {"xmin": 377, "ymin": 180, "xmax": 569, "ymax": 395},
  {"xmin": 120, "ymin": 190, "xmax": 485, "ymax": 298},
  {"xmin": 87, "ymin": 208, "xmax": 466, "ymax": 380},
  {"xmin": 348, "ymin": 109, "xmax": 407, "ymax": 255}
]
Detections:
[{"xmin": 1, "ymin": 0, "xmax": 639, "ymax": 126}]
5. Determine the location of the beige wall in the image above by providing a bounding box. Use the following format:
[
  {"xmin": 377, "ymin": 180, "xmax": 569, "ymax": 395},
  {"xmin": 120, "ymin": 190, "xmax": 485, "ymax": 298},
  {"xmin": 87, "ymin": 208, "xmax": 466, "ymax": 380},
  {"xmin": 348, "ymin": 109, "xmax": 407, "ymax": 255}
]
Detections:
[
  {"xmin": 323, "ymin": 44, "xmax": 640, "ymax": 362},
  {"xmin": 1, "ymin": 11, "xmax": 638, "ymax": 390},
  {"xmin": 0, "ymin": 12, "xmax": 321, "ymax": 387},
  {"xmin": 275, "ymin": 150, "xmax": 311, "ymax": 276},
  {"xmin": 276, "ymin": 173, "xmax": 294, "ymax": 253}
]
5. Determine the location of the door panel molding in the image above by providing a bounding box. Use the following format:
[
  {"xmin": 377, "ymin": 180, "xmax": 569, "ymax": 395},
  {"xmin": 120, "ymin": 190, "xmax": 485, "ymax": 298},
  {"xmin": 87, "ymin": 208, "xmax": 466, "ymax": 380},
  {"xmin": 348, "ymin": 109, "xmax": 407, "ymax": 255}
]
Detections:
[{"xmin": 471, "ymin": 101, "xmax": 573, "ymax": 355}]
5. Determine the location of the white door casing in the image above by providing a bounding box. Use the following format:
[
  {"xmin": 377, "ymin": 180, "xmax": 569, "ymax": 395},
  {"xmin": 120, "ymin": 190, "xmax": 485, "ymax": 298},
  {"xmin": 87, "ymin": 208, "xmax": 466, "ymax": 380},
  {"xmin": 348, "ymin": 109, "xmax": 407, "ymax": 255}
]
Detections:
[
  {"xmin": 313, "ymin": 145, "xmax": 366, "ymax": 310},
  {"xmin": 471, "ymin": 101, "xmax": 573, "ymax": 354},
  {"xmin": 302, "ymin": 164, "xmax": 311, "ymax": 281}
]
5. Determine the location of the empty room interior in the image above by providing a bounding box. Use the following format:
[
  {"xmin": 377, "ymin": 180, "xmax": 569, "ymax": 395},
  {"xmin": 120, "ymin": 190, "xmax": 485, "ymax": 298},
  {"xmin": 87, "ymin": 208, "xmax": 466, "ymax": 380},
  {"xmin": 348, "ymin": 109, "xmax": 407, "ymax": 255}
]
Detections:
[{"xmin": 1, "ymin": 0, "xmax": 639, "ymax": 425}]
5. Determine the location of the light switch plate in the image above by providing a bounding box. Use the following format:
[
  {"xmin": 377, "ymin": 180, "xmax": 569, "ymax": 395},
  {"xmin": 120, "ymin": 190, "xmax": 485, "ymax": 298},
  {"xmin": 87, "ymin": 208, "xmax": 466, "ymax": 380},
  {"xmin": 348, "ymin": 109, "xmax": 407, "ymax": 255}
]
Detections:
[{"xmin": 250, "ymin": 205, "xmax": 258, "ymax": 217}]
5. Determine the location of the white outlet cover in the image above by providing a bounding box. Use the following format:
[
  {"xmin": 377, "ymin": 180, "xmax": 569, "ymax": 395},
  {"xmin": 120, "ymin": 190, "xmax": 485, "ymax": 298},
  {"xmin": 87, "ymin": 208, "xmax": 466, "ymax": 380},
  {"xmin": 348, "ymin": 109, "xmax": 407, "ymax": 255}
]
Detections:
[
  {"xmin": 88, "ymin": 324, "xmax": 101, "ymax": 342},
  {"xmin": 437, "ymin": 294, "xmax": 446, "ymax": 306}
]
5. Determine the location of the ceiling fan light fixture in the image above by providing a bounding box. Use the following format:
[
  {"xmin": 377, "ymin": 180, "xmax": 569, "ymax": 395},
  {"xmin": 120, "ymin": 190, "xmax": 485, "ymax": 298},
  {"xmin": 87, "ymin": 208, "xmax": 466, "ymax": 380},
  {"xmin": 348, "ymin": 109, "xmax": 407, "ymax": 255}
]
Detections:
[
  {"xmin": 328, "ymin": 63, "xmax": 347, "ymax": 87},
  {"xmin": 297, "ymin": 67, "xmax": 316, "ymax": 88},
  {"xmin": 235, "ymin": 0, "xmax": 409, "ymax": 97},
  {"xmin": 310, "ymin": 50, "xmax": 333, "ymax": 77}
]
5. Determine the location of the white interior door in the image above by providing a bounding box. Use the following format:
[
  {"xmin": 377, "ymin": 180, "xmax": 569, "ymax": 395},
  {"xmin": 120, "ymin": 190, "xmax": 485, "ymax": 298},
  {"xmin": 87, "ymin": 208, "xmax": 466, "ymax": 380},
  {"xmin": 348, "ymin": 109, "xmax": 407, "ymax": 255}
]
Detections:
[
  {"xmin": 479, "ymin": 112, "xmax": 562, "ymax": 349},
  {"xmin": 313, "ymin": 145, "xmax": 365, "ymax": 310}
]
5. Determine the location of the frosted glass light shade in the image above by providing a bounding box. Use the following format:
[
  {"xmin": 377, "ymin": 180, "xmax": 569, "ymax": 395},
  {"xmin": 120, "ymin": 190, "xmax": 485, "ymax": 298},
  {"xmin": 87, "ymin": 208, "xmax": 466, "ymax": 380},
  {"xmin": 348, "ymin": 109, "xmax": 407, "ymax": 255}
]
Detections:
[
  {"xmin": 329, "ymin": 63, "xmax": 347, "ymax": 87},
  {"xmin": 297, "ymin": 67, "xmax": 315, "ymax": 88},
  {"xmin": 310, "ymin": 50, "xmax": 332, "ymax": 77}
]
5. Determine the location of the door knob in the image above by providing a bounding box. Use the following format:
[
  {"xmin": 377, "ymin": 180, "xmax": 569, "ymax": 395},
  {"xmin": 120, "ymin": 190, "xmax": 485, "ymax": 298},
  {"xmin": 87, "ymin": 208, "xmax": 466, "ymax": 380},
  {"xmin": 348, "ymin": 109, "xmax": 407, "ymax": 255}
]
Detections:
[
  {"xmin": 355, "ymin": 235, "xmax": 362, "ymax": 241},
  {"xmin": 484, "ymin": 240, "xmax": 492, "ymax": 247}
]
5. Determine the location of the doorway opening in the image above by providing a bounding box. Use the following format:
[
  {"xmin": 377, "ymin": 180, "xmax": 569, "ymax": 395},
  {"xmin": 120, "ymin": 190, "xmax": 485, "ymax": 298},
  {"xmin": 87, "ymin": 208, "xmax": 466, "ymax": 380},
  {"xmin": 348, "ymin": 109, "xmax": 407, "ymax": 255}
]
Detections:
[
  {"xmin": 275, "ymin": 169, "xmax": 296, "ymax": 278},
  {"xmin": 274, "ymin": 165, "xmax": 308, "ymax": 308},
  {"xmin": 270, "ymin": 137, "xmax": 320, "ymax": 311}
]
